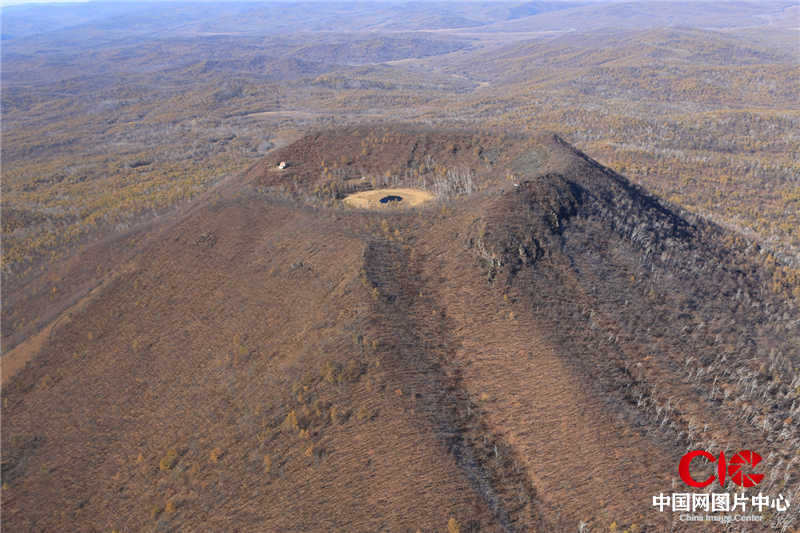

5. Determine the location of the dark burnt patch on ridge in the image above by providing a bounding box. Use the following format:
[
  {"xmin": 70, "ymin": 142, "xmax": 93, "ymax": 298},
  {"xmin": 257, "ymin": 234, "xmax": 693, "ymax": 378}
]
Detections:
[
  {"xmin": 465, "ymin": 160, "xmax": 699, "ymax": 286},
  {"xmin": 457, "ymin": 140, "xmax": 799, "ymax": 532},
  {"xmin": 466, "ymin": 173, "xmax": 583, "ymax": 283}
]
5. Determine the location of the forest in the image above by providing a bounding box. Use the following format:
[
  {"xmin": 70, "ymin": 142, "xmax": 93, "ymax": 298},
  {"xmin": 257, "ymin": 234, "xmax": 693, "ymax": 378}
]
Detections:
[{"xmin": 2, "ymin": 2, "xmax": 798, "ymax": 292}]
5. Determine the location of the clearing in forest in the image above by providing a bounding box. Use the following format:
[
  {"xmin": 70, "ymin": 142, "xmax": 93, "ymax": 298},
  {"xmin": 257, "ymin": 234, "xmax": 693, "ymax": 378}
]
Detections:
[{"xmin": 343, "ymin": 188, "xmax": 435, "ymax": 209}]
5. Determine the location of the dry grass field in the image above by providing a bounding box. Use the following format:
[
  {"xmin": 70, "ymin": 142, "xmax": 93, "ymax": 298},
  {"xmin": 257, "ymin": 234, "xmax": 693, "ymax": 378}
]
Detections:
[{"xmin": 343, "ymin": 188, "xmax": 435, "ymax": 209}]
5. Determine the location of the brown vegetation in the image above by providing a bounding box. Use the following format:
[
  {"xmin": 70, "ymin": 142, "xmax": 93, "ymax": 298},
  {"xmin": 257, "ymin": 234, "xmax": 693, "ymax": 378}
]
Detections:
[
  {"xmin": 2, "ymin": 2, "xmax": 798, "ymax": 530},
  {"xmin": 2, "ymin": 127, "xmax": 797, "ymax": 531}
]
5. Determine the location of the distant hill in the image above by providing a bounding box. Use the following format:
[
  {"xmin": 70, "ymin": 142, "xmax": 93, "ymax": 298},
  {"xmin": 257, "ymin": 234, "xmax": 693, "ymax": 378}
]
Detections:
[
  {"xmin": 482, "ymin": 1, "xmax": 796, "ymax": 32},
  {"xmin": 0, "ymin": 1, "xmax": 583, "ymax": 41},
  {"xmin": 430, "ymin": 27, "xmax": 797, "ymax": 88}
]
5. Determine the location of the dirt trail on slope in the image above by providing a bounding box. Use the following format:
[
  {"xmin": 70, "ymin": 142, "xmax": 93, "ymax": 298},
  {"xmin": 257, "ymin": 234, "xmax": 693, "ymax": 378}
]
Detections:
[{"xmin": 1, "ymin": 272, "xmax": 123, "ymax": 386}]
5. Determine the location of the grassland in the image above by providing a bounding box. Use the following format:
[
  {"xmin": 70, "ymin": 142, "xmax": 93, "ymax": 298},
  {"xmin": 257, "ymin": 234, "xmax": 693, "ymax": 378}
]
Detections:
[{"xmin": 343, "ymin": 188, "xmax": 435, "ymax": 209}]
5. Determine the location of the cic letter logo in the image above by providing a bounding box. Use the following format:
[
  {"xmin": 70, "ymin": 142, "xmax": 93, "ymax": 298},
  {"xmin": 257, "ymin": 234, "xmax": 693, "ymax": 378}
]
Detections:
[{"xmin": 679, "ymin": 449, "xmax": 764, "ymax": 488}]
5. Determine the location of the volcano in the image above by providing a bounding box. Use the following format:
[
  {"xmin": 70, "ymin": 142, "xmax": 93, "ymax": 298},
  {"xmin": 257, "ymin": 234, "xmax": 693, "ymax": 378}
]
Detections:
[{"xmin": 3, "ymin": 126, "xmax": 798, "ymax": 532}]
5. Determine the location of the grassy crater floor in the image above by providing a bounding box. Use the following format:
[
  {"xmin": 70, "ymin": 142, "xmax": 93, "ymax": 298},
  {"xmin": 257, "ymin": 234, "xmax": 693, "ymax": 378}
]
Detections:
[{"xmin": 343, "ymin": 188, "xmax": 435, "ymax": 209}]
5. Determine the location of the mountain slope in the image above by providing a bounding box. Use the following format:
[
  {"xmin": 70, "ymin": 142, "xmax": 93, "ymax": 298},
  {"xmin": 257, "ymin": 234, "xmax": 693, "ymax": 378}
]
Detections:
[{"xmin": 3, "ymin": 127, "xmax": 798, "ymax": 532}]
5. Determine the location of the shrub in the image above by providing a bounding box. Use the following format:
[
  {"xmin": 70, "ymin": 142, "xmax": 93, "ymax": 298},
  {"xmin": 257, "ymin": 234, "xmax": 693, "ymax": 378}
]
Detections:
[
  {"xmin": 209, "ymin": 447, "xmax": 223, "ymax": 463},
  {"xmin": 322, "ymin": 360, "xmax": 342, "ymax": 384},
  {"xmin": 159, "ymin": 449, "xmax": 179, "ymax": 471},
  {"xmin": 151, "ymin": 504, "xmax": 164, "ymax": 519},
  {"xmin": 283, "ymin": 411, "xmax": 299, "ymax": 432},
  {"xmin": 330, "ymin": 405, "xmax": 349, "ymax": 424},
  {"xmin": 356, "ymin": 405, "xmax": 375, "ymax": 422},
  {"xmin": 344, "ymin": 358, "xmax": 363, "ymax": 382},
  {"xmin": 448, "ymin": 517, "xmax": 460, "ymax": 533}
]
